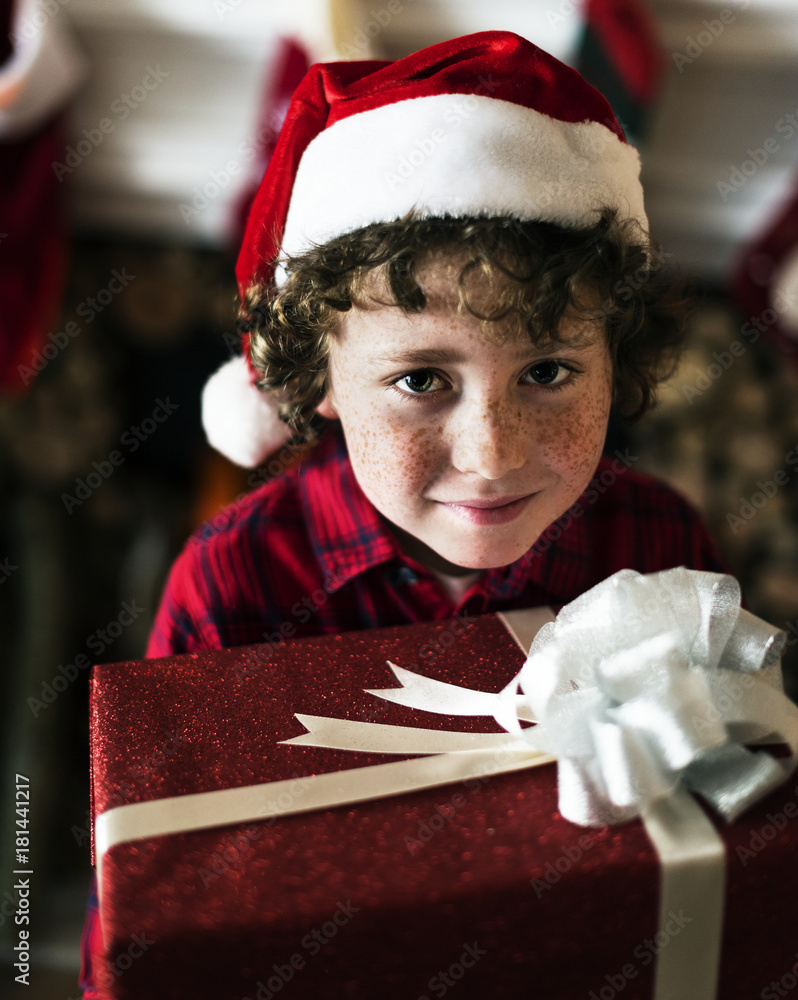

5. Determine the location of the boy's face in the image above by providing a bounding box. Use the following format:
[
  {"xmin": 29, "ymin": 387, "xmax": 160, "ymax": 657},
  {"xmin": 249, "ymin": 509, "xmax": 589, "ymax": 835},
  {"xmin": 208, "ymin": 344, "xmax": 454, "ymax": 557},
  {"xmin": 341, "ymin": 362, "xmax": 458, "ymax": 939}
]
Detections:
[{"xmin": 318, "ymin": 255, "xmax": 613, "ymax": 574}]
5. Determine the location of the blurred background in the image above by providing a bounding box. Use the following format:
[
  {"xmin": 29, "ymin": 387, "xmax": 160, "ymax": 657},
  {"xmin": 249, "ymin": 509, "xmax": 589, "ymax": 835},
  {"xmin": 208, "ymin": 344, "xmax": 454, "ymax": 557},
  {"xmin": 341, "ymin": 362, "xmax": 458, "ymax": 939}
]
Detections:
[{"xmin": 1, "ymin": 0, "xmax": 797, "ymax": 996}]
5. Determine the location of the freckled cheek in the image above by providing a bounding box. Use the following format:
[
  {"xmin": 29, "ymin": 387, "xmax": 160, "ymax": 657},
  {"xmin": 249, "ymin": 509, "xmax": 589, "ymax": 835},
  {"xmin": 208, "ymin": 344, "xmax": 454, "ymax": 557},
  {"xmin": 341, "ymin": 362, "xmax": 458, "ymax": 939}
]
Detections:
[
  {"xmin": 534, "ymin": 377, "xmax": 612, "ymax": 479},
  {"xmin": 565, "ymin": 378, "xmax": 613, "ymax": 477},
  {"xmin": 349, "ymin": 417, "xmax": 440, "ymax": 495},
  {"xmin": 349, "ymin": 433, "xmax": 385, "ymax": 485},
  {"xmin": 563, "ymin": 416, "xmax": 606, "ymax": 478},
  {"xmin": 333, "ymin": 391, "xmax": 387, "ymax": 488}
]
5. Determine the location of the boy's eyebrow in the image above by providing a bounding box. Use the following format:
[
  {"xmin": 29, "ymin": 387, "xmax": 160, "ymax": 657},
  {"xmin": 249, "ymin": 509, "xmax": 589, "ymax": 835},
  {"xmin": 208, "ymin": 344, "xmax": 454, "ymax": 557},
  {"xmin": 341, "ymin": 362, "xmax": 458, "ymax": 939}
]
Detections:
[
  {"xmin": 370, "ymin": 348, "xmax": 469, "ymax": 367},
  {"xmin": 370, "ymin": 337, "xmax": 601, "ymax": 368}
]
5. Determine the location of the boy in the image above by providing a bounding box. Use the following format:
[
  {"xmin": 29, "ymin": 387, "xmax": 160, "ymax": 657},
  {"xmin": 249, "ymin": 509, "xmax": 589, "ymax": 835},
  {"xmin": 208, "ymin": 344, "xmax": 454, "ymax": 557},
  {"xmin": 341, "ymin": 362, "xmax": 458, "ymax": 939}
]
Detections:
[{"xmin": 81, "ymin": 30, "xmax": 723, "ymax": 996}]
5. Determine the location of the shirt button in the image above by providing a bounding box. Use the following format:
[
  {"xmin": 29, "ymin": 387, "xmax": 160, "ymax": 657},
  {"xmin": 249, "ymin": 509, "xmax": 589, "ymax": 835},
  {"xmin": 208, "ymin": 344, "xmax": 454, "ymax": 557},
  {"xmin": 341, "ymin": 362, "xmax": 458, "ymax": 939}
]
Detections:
[{"xmin": 386, "ymin": 566, "xmax": 418, "ymax": 586}]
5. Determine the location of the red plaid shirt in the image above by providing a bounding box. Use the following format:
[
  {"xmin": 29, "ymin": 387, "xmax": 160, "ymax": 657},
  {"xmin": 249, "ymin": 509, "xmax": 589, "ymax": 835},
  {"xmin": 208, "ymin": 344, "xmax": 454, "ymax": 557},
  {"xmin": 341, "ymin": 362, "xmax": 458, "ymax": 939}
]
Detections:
[{"xmin": 80, "ymin": 427, "xmax": 725, "ymax": 996}]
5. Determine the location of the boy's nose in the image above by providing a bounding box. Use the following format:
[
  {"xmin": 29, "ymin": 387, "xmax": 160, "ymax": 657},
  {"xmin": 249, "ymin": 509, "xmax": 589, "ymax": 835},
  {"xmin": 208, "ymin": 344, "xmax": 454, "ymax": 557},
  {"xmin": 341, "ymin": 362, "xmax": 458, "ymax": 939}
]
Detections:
[{"xmin": 449, "ymin": 399, "xmax": 527, "ymax": 480}]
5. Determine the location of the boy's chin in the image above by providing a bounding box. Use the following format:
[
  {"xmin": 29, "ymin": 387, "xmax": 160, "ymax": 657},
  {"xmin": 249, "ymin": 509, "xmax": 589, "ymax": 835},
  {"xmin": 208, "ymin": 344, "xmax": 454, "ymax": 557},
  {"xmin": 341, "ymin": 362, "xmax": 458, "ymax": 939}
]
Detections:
[{"xmin": 388, "ymin": 523, "xmax": 529, "ymax": 577}]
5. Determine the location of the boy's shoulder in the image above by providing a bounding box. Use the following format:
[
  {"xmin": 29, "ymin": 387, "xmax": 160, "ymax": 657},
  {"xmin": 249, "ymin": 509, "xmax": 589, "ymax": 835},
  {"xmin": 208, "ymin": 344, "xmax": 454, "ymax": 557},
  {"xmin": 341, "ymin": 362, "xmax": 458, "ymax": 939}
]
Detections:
[
  {"xmin": 580, "ymin": 449, "xmax": 726, "ymax": 576},
  {"xmin": 591, "ymin": 448, "xmax": 699, "ymax": 515},
  {"xmin": 191, "ymin": 429, "xmax": 348, "ymax": 549},
  {"xmin": 147, "ymin": 430, "xmax": 358, "ymax": 655},
  {"xmin": 592, "ymin": 447, "xmax": 682, "ymax": 501}
]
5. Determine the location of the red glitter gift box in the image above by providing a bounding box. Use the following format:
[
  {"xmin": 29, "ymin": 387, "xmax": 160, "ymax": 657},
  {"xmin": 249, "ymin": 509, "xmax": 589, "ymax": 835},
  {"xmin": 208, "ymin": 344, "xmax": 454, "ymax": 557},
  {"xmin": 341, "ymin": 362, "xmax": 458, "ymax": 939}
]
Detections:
[{"xmin": 90, "ymin": 611, "xmax": 798, "ymax": 1000}]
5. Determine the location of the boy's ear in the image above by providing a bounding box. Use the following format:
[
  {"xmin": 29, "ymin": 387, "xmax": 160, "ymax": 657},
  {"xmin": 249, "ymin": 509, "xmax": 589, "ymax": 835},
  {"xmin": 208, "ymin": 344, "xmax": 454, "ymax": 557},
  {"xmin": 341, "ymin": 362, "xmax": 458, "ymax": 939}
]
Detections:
[{"xmin": 316, "ymin": 396, "xmax": 338, "ymax": 420}]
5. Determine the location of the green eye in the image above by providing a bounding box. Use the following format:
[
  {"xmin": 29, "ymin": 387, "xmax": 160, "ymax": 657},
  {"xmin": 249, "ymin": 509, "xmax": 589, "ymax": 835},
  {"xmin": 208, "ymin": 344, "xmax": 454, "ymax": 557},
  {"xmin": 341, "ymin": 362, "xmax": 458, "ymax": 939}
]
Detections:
[{"xmin": 400, "ymin": 371, "xmax": 438, "ymax": 393}]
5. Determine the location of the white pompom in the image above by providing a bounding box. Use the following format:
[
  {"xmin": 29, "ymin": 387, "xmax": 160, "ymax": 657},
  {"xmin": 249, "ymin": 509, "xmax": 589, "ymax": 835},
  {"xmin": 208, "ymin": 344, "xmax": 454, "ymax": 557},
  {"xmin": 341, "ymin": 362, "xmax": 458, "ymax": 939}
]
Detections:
[
  {"xmin": 772, "ymin": 246, "xmax": 798, "ymax": 337},
  {"xmin": 201, "ymin": 356, "xmax": 292, "ymax": 468},
  {"xmin": 1, "ymin": 0, "xmax": 88, "ymax": 140}
]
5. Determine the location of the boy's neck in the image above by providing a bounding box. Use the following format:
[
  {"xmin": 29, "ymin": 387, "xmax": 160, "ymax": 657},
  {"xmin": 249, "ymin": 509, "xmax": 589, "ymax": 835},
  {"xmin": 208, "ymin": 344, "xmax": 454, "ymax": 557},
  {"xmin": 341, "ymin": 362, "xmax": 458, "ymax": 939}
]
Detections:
[
  {"xmin": 387, "ymin": 520, "xmax": 482, "ymax": 601},
  {"xmin": 387, "ymin": 521, "xmax": 479, "ymax": 578},
  {"xmin": 428, "ymin": 566, "xmax": 481, "ymax": 604}
]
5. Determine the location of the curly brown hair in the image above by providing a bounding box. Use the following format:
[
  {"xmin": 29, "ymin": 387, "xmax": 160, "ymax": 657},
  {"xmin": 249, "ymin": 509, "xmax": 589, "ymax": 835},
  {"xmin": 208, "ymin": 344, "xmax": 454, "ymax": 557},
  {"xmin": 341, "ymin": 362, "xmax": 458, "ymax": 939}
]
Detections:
[{"xmin": 242, "ymin": 209, "xmax": 686, "ymax": 443}]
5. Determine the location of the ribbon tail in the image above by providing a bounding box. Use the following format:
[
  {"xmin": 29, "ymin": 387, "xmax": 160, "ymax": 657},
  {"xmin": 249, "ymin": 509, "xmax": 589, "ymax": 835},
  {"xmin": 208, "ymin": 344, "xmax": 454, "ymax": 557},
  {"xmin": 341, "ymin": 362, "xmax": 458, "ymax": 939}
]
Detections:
[
  {"xmin": 366, "ymin": 663, "xmax": 536, "ymax": 721},
  {"xmin": 684, "ymin": 673, "xmax": 798, "ymax": 821},
  {"xmin": 282, "ymin": 715, "xmax": 536, "ymax": 755},
  {"xmin": 683, "ymin": 744, "xmax": 791, "ymax": 822}
]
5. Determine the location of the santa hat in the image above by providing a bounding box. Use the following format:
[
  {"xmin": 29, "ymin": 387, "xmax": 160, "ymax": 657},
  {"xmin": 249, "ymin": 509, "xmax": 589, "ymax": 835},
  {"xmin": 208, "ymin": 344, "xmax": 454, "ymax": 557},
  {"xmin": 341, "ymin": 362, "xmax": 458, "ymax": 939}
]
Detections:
[{"xmin": 203, "ymin": 30, "xmax": 647, "ymax": 468}]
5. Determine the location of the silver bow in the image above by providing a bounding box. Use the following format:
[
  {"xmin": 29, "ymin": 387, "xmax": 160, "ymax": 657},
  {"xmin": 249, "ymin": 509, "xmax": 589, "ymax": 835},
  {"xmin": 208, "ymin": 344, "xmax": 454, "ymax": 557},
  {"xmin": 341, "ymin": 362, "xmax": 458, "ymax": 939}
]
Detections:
[
  {"xmin": 492, "ymin": 568, "xmax": 794, "ymax": 826},
  {"xmin": 285, "ymin": 567, "xmax": 798, "ymax": 829}
]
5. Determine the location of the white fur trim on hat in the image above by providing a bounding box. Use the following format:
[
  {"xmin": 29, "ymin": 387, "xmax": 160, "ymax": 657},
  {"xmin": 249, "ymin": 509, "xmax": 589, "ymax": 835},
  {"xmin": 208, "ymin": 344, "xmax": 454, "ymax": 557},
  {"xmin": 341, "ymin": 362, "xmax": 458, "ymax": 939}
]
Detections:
[
  {"xmin": 201, "ymin": 356, "xmax": 292, "ymax": 468},
  {"xmin": 279, "ymin": 93, "xmax": 647, "ymax": 272}
]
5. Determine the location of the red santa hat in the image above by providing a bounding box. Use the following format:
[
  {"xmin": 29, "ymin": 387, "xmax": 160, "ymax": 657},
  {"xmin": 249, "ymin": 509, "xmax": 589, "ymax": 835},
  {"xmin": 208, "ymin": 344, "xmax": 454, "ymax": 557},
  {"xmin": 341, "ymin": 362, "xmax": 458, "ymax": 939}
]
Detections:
[{"xmin": 203, "ymin": 30, "xmax": 647, "ymax": 468}]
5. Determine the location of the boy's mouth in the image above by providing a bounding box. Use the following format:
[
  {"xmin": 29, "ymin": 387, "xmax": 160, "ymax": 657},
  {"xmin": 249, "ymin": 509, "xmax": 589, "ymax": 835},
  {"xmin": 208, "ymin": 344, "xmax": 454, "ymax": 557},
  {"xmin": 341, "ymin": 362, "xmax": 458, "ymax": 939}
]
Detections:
[{"xmin": 438, "ymin": 493, "xmax": 536, "ymax": 526}]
